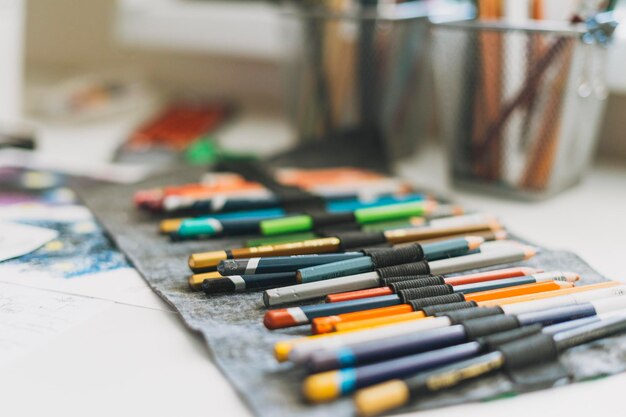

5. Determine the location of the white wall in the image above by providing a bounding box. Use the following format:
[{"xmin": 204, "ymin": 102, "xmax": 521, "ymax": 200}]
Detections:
[
  {"xmin": 24, "ymin": 0, "xmax": 285, "ymax": 108},
  {"xmin": 0, "ymin": 0, "xmax": 25, "ymax": 131}
]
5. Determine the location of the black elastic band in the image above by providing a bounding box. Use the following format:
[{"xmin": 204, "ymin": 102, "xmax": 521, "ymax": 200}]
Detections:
[
  {"xmin": 407, "ymin": 293, "xmax": 466, "ymax": 310},
  {"xmin": 421, "ymin": 301, "xmax": 477, "ymax": 316},
  {"xmin": 462, "ymin": 315, "xmax": 520, "ymax": 340},
  {"xmin": 377, "ymin": 261, "xmax": 431, "ymax": 279},
  {"xmin": 438, "ymin": 306, "xmax": 504, "ymax": 325},
  {"xmin": 314, "ymin": 223, "xmax": 362, "ymax": 235},
  {"xmin": 398, "ymin": 285, "xmax": 454, "ymax": 303},
  {"xmin": 389, "ymin": 276, "xmax": 446, "ymax": 292},
  {"xmin": 499, "ymin": 333, "xmax": 559, "ymax": 370},
  {"xmin": 334, "ymin": 231, "xmax": 390, "ymax": 251},
  {"xmin": 362, "ymin": 244, "xmax": 424, "ymax": 268},
  {"xmin": 309, "ymin": 211, "xmax": 357, "ymax": 228},
  {"xmin": 478, "ymin": 324, "xmax": 543, "ymax": 351},
  {"xmin": 381, "ymin": 275, "xmax": 436, "ymax": 286},
  {"xmin": 277, "ymin": 189, "xmax": 327, "ymax": 212}
]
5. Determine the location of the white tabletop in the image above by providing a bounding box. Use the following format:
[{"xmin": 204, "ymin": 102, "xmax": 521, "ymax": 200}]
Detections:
[{"xmin": 1, "ymin": 135, "xmax": 625, "ymax": 417}]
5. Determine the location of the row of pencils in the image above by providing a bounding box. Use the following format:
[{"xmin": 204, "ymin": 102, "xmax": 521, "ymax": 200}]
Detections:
[{"xmin": 136, "ymin": 166, "xmax": 626, "ymax": 416}]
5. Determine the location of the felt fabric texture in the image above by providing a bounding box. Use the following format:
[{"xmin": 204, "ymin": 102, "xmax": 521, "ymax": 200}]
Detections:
[{"xmin": 79, "ymin": 167, "xmax": 626, "ymax": 417}]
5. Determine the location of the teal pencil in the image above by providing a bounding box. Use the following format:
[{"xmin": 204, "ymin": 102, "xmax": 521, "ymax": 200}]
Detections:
[{"xmin": 297, "ymin": 237, "xmax": 484, "ymax": 283}]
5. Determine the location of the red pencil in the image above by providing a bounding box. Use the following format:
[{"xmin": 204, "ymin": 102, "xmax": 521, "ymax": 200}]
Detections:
[{"xmin": 325, "ymin": 267, "xmax": 542, "ymax": 303}]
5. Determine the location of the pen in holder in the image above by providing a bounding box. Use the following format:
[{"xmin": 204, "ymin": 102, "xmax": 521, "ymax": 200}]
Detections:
[
  {"xmin": 432, "ymin": 14, "xmax": 617, "ymax": 199},
  {"xmin": 281, "ymin": 3, "xmax": 434, "ymax": 165}
]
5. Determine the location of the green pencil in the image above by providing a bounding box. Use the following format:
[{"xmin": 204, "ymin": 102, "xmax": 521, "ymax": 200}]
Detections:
[{"xmin": 260, "ymin": 201, "xmax": 436, "ymax": 236}]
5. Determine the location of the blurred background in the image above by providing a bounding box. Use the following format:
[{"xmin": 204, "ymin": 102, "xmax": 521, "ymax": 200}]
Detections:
[{"xmin": 1, "ymin": 0, "xmax": 625, "ymax": 196}]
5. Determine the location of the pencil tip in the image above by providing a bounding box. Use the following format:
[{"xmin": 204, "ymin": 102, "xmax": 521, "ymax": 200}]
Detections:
[
  {"xmin": 311, "ymin": 317, "xmax": 340, "ymax": 335},
  {"xmin": 466, "ymin": 236, "xmax": 485, "ymax": 250},
  {"xmin": 523, "ymin": 246, "xmax": 538, "ymax": 259},
  {"xmin": 494, "ymin": 230, "xmax": 508, "ymax": 240},
  {"xmin": 487, "ymin": 219, "xmax": 503, "ymax": 231},
  {"xmin": 452, "ymin": 205, "xmax": 464, "ymax": 216},
  {"xmin": 563, "ymin": 272, "xmax": 581, "ymax": 282}
]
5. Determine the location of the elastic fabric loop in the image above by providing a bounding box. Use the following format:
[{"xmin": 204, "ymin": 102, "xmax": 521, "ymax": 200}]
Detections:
[
  {"xmin": 364, "ymin": 244, "xmax": 424, "ymax": 268},
  {"xmin": 438, "ymin": 306, "xmax": 504, "ymax": 325},
  {"xmin": 377, "ymin": 261, "xmax": 431, "ymax": 278},
  {"xmin": 398, "ymin": 285, "xmax": 454, "ymax": 303},
  {"xmin": 389, "ymin": 276, "xmax": 446, "ymax": 292},
  {"xmin": 407, "ymin": 293, "xmax": 466, "ymax": 310},
  {"xmin": 421, "ymin": 301, "xmax": 477, "ymax": 316}
]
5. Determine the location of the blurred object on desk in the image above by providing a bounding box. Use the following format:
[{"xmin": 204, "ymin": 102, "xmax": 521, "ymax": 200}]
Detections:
[
  {"xmin": 432, "ymin": 12, "xmax": 618, "ymax": 199},
  {"xmin": 123, "ymin": 101, "xmax": 232, "ymax": 152},
  {"xmin": 29, "ymin": 71, "xmax": 155, "ymax": 123}
]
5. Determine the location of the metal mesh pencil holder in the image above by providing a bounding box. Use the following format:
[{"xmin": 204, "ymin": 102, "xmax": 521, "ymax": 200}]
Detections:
[
  {"xmin": 281, "ymin": 4, "xmax": 435, "ymax": 163},
  {"xmin": 432, "ymin": 16, "xmax": 617, "ymax": 199}
]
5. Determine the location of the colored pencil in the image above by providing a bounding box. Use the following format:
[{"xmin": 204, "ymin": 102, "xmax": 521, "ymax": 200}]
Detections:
[
  {"xmin": 313, "ymin": 281, "xmax": 622, "ymax": 335},
  {"xmin": 188, "ymin": 220, "xmax": 504, "ymax": 272},
  {"xmin": 245, "ymin": 232, "xmax": 320, "ymax": 247},
  {"xmin": 201, "ymin": 272, "xmax": 298, "ymax": 294},
  {"xmin": 305, "ymin": 299, "xmax": 626, "ymax": 377},
  {"xmin": 353, "ymin": 314, "xmax": 626, "ymax": 417},
  {"xmin": 319, "ymin": 273, "xmax": 579, "ymax": 334},
  {"xmin": 273, "ymin": 282, "xmax": 623, "ymax": 363},
  {"xmin": 159, "ymin": 208, "xmax": 287, "ymax": 234},
  {"xmin": 326, "ymin": 270, "xmax": 573, "ymax": 303},
  {"xmin": 218, "ymin": 252, "xmax": 365, "ymax": 276},
  {"xmin": 263, "ymin": 280, "xmax": 570, "ymax": 330},
  {"xmin": 259, "ymin": 201, "xmax": 438, "ymax": 236},
  {"xmin": 245, "ymin": 228, "xmax": 507, "ymax": 249},
  {"xmin": 197, "ymin": 237, "xmax": 486, "ymax": 293},
  {"xmin": 175, "ymin": 194, "xmax": 430, "ymax": 238},
  {"xmin": 262, "ymin": 245, "xmax": 535, "ymax": 307},
  {"xmin": 302, "ymin": 301, "xmax": 626, "ymax": 401},
  {"xmin": 162, "ymin": 179, "xmax": 415, "ymax": 213},
  {"xmin": 296, "ymin": 237, "xmax": 484, "ymax": 283}
]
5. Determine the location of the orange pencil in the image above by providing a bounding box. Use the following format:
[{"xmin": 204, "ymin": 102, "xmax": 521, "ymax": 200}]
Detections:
[
  {"xmin": 318, "ymin": 281, "xmax": 572, "ymax": 334},
  {"xmin": 275, "ymin": 281, "xmax": 622, "ymax": 362},
  {"xmin": 312, "ymin": 280, "xmax": 619, "ymax": 334},
  {"xmin": 479, "ymin": 280, "xmax": 621, "ymax": 306},
  {"xmin": 325, "ymin": 266, "xmax": 541, "ymax": 303}
]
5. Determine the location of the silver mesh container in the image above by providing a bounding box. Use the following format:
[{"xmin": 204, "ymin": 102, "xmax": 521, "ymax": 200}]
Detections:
[
  {"xmin": 281, "ymin": 4, "xmax": 434, "ymax": 162},
  {"xmin": 432, "ymin": 17, "xmax": 617, "ymax": 199}
]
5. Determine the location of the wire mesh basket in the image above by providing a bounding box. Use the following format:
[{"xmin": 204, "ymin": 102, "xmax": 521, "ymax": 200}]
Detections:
[
  {"xmin": 432, "ymin": 16, "xmax": 617, "ymax": 199},
  {"xmin": 281, "ymin": 4, "xmax": 436, "ymax": 163}
]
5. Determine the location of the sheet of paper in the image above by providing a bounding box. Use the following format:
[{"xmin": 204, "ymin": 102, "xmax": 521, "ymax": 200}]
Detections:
[
  {"xmin": 0, "ymin": 221, "xmax": 59, "ymax": 262},
  {"xmin": 0, "ymin": 267, "xmax": 171, "ymax": 312},
  {"xmin": 0, "ymin": 282, "xmax": 112, "ymax": 369},
  {"xmin": 0, "ymin": 201, "xmax": 169, "ymax": 311},
  {"xmin": 0, "ymin": 148, "xmax": 155, "ymax": 184}
]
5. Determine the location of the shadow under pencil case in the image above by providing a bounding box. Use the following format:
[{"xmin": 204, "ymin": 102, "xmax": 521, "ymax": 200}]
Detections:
[{"xmin": 432, "ymin": 15, "xmax": 618, "ymax": 199}]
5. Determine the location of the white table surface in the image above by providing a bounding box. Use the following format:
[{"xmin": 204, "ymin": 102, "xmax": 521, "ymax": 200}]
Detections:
[{"xmin": 1, "ymin": 125, "xmax": 626, "ymax": 417}]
